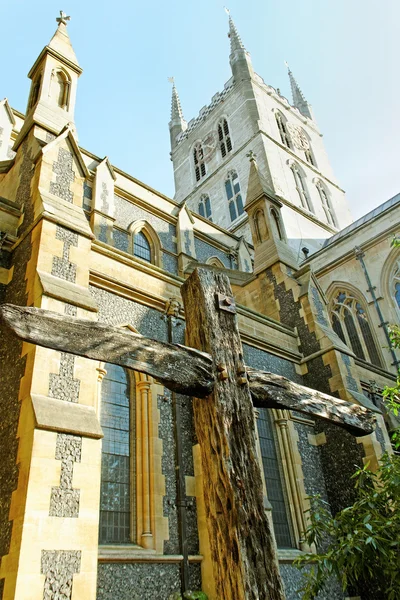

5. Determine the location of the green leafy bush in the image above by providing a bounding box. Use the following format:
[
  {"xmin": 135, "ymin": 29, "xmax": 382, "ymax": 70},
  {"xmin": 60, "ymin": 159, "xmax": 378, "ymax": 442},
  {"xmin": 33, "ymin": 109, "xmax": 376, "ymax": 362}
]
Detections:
[
  {"xmin": 295, "ymin": 454, "xmax": 400, "ymax": 600},
  {"xmin": 168, "ymin": 591, "xmax": 208, "ymax": 600}
]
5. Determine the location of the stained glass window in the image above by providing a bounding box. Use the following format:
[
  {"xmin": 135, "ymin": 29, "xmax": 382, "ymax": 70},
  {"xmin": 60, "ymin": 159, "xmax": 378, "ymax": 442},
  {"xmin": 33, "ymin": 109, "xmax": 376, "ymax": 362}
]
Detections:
[{"xmin": 99, "ymin": 364, "xmax": 135, "ymax": 544}]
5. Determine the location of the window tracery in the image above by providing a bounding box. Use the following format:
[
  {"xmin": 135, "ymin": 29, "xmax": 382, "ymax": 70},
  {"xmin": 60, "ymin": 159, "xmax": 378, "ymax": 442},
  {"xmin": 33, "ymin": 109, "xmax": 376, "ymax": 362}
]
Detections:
[
  {"xmin": 392, "ymin": 261, "xmax": 400, "ymax": 309},
  {"xmin": 225, "ymin": 170, "xmax": 244, "ymax": 222},
  {"xmin": 193, "ymin": 142, "xmax": 206, "ymax": 182},
  {"xmin": 218, "ymin": 118, "xmax": 232, "ymax": 158},
  {"xmin": 198, "ymin": 194, "xmax": 212, "ymax": 221},
  {"xmin": 330, "ymin": 290, "xmax": 382, "ymax": 367}
]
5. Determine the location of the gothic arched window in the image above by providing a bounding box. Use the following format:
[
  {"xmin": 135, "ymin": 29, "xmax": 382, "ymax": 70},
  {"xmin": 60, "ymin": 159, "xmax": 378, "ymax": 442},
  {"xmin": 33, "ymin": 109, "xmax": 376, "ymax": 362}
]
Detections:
[
  {"xmin": 275, "ymin": 112, "xmax": 291, "ymax": 149},
  {"xmin": 198, "ymin": 194, "xmax": 212, "ymax": 221},
  {"xmin": 392, "ymin": 262, "xmax": 400, "ymax": 309},
  {"xmin": 290, "ymin": 164, "xmax": 312, "ymax": 212},
  {"xmin": 218, "ymin": 118, "xmax": 232, "ymax": 158},
  {"xmin": 330, "ymin": 291, "xmax": 382, "ymax": 367},
  {"xmin": 133, "ymin": 231, "xmax": 151, "ymax": 263},
  {"xmin": 99, "ymin": 363, "xmax": 134, "ymax": 544},
  {"xmin": 316, "ymin": 182, "xmax": 336, "ymax": 227},
  {"xmin": 225, "ymin": 170, "xmax": 244, "ymax": 222},
  {"xmin": 193, "ymin": 142, "xmax": 206, "ymax": 182}
]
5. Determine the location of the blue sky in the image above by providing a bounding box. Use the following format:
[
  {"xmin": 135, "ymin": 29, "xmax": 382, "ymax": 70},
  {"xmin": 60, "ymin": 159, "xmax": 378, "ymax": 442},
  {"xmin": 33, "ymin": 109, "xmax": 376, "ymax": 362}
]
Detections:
[{"xmin": 1, "ymin": 0, "xmax": 399, "ymax": 219}]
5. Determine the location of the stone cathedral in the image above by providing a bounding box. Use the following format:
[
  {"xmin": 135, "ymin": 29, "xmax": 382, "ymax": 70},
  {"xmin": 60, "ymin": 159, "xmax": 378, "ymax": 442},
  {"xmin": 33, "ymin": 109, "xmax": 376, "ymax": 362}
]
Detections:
[{"xmin": 0, "ymin": 12, "xmax": 399, "ymax": 600}]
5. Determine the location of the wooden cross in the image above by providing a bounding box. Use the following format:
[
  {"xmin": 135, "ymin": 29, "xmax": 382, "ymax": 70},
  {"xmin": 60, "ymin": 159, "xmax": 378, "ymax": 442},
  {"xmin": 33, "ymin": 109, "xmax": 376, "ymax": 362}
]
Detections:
[{"xmin": 0, "ymin": 268, "xmax": 374, "ymax": 600}]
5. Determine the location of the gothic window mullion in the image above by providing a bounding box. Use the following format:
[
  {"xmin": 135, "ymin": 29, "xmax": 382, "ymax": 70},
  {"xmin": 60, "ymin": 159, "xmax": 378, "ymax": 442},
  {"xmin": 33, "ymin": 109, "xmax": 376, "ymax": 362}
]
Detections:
[{"xmin": 352, "ymin": 303, "xmax": 370, "ymax": 362}]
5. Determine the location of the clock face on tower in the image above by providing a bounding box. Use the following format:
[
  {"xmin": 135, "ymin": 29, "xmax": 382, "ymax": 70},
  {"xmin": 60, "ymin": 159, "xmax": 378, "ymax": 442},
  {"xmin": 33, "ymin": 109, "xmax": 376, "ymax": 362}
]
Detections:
[
  {"xmin": 287, "ymin": 123, "xmax": 309, "ymax": 151},
  {"xmin": 202, "ymin": 131, "xmax": 218, "ymax": 161}
]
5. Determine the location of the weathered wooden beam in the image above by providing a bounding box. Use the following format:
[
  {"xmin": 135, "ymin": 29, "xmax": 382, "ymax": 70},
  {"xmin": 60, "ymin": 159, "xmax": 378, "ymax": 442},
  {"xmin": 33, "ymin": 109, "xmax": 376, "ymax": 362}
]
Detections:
[
  {"xmin": 248, "ymin": 369, "xmax": 376, "ymax": 437},
  {"xmin": 0, "ymin": 303, "xmax": 214, "ymax": 397},
  {"xmin": 181, "ymin": 268, "xmax": 285, "ymax": 600},
  {"xmin": 0, "ymin": 304, "xmax": 375, "ymax": 436}
]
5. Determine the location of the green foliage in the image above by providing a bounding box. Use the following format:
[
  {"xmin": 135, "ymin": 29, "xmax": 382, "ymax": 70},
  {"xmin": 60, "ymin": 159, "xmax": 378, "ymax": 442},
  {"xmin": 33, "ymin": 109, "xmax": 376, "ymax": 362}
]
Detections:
[
  {"xmin": 382, "ymin": 325, "xmax": 400, "ymax": 448},
  {"xmin": 168, "ymin": 592, "xmax": 208, "ymax": 600},
  {"xmin": 295, "ymin": 454, "xmax": 400, "ymax": 600},
  {"xmin": 184, "ymin": 592, "xmax": 208, "ymax": 600}
]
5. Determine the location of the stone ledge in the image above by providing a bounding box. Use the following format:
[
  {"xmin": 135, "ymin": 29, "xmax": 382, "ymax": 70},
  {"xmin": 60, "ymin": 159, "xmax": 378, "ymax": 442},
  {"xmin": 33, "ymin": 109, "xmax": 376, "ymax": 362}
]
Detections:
[
  {"xmin": 38, "ymin": 270, "xmax": 98, "ymax": 312},
  {"xmin": 39, "ymin": 187, "xmax": 94, "ymax": 239},
  {"xmin": 32, "ymin": 394, "xmax": 103, "ymax": 439},
  {"xmin": 98, "ymin": 547, "xmax": 202, "ymax": 563}
]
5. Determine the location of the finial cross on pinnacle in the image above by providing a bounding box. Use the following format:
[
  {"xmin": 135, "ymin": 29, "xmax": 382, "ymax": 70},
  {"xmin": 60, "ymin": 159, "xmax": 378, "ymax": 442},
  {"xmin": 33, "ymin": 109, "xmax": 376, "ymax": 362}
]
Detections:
[
  {"xmin": 246, "ymin": 150, "xmax": 257, "ymax": 163},
  {"xmin": 168, "ymin": 77, "xmax": 175, "ymax": 85},
  {"xmin": 56, "ymin": 10, "xmax": 71, "ymax": 26}
]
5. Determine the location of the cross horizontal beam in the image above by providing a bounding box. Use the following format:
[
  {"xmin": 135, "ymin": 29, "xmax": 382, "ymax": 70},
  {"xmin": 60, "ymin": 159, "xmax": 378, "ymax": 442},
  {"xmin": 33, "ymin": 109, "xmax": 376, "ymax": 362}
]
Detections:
[{"xmin": 0, "ymin": 304, "xmax": 375, "ymax": 436}]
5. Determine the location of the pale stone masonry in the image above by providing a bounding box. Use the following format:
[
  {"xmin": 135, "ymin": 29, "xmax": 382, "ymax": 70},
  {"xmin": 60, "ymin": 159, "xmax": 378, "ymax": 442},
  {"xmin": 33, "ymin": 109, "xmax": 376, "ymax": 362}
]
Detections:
[{"xmin": 0, "ymin": 11, "xmax": 398, "ymax": 600}]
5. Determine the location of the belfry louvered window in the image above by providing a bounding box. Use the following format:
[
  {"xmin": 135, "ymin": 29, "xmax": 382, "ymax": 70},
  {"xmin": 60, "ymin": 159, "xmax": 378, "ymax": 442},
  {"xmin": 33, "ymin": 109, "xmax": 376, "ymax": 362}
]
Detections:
[
  {"xmin": 198, "ymin": 194, "xmax": 212, "ymax": 221},
  {"xmin": 218, "ymin": 118, "xmax": 232, "ymax": 158},
  {"xmin": 99, "ymin": 364, "xmax": 135, "ymax": 544},
  {"xmin": 331, "ymin": 291, "xmax": 382, "ymax": 367},
  {"xmin": 316, "ymin": 182, "xmax": 336, "ymax": 227},
  {"xmin": 134, "ymin": 231, "xmax": 151, "ymax": 263},
  {"xmin": 275, "ymin": 112, "xmax": 291, "ymax": 149},
  {"xmin": 193, "ymin": 143, "xmax": 206, "ymax": 182},
  {"xmin": 257, "ymin": 408, "xmax": 294, "ymax": 548},
  {"xmin": 225, "ymin": 170, "xmax": 244, "ymax": 222}
]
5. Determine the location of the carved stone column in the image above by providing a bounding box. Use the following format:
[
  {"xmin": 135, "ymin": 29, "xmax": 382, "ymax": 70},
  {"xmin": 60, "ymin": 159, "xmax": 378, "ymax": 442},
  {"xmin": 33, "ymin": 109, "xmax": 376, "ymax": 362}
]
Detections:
[
  {"xmin": 275, "ymin": 412, "xmax": 309, "ymax": 551},
  {"xmin": 137, "ymin": 378, "xmax": 154, "ymax": 549}
]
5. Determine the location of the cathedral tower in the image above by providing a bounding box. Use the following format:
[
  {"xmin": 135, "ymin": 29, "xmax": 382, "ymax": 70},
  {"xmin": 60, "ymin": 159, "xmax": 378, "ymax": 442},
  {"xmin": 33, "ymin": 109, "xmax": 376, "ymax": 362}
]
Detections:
[{"xmin": 169, "ymin": 13, "xmax": 353, "ymax": 258}]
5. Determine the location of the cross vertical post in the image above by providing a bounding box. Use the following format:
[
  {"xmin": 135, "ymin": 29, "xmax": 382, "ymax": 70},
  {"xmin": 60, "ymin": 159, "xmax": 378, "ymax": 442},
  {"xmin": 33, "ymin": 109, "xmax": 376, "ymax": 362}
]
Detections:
[{"xmin": 181, "ymin": 268, "xmax": 285, "ymax": 600}]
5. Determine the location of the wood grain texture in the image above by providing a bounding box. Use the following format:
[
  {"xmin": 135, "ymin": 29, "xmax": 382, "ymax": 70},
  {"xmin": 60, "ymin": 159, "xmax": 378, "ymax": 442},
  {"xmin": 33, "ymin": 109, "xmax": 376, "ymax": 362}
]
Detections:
[
  {"xmin": 0, "ymin": 304, "xmax": 375, "ymax": 436},
  {"xmin": 0, "ymin": 303, "xmax": 214, "ymax": 397},
  {"xmin": 248, "ymin": 369, "xmax": 375, "ymax": 437},
  {"xmin": 181, "ymin": 268, "xmax": 285, "ymax": 600}
]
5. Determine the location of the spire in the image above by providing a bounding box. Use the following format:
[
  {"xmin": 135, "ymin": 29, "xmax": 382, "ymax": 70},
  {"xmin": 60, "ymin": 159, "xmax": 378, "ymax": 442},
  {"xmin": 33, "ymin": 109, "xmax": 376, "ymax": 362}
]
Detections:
[
  {"xmin": 47, "ymin": 11, "xmax": 80, "ymax": 69},
  {"xmin": 169, "ymin": 78, "xmax": 184, "ymax": 121},
  {"xmin": 226, "ymin": 9, "xmax": 244, "ymax": 53},
  {"xmin": 168, "ymin": 78, "xmax": 187, "ymax": 150},
  {"xmin": 225, "ymin": 9, "xmax": 254, "ymax": 81},
  {"xmin": 14, "ymin": 11, "xmax": 83, "ymax": 148},
  {"xmin": 285, "ymin": 63, "xmax": 313, "ymax": 120},
  {"xmin": 245, "ymin": 151, "xmax": 274, "ymax": 207}
]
